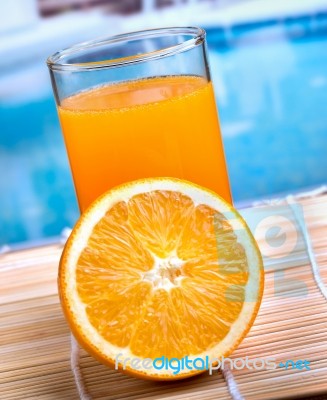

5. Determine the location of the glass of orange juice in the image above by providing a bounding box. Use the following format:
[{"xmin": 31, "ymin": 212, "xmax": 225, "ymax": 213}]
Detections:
[{"xmin": 47, "ymin": 27, "xmax": 232, "ymax": 212}]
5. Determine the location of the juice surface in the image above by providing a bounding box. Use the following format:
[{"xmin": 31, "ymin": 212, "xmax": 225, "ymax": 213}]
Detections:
[{"xmin": 59, "ymin": 76, "xmax": 232, "ymax": 211}]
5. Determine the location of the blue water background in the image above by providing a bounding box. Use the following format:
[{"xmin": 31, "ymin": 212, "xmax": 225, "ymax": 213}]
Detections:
[{"xmin": 1, "ymin": 15, "xmax": 327, "ymax": 244}]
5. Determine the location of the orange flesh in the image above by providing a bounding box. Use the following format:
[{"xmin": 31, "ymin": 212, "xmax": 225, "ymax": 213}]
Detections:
[
  {"xmin": 58, "ymin": 76, "xmax": 232, "ymax": 211},
  {"xmin": 76, "ymin": 190, "xmax": 248, "ymax": 359}
]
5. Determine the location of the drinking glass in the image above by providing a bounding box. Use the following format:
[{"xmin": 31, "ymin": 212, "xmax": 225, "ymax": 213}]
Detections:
[{"xmin": 47, "ymin": 27, "xmax": 232, "ymax": 211}]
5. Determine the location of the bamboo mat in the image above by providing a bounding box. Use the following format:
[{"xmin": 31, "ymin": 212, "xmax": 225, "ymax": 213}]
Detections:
[{"xmin": 1, "ymin": 194, "xmax": 327, "ymax": 400}]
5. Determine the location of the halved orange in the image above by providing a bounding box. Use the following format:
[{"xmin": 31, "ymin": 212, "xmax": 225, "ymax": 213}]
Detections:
[{"xmin": 59, "ymin": 178, "xmax": 263, "ymax": 380}]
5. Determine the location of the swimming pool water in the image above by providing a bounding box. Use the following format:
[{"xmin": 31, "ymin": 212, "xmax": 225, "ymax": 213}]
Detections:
[
  {"xmin": 207, "ymin": 15, "xmax": 327, "ymax": 200},
  {"xmin": 1, "ymin": 14, "xmax": 327, "ymax": 244}
]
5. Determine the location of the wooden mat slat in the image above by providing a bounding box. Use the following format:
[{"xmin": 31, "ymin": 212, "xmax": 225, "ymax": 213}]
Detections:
[{"xmin": 1, "ymin": 195, "xmax": 327, "ymax": 399}]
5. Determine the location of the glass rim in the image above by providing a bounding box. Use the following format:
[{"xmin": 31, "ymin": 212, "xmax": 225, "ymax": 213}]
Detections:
[{"xmin": 46, "ymin": 26, "xmax": 205, "ymax": 72}]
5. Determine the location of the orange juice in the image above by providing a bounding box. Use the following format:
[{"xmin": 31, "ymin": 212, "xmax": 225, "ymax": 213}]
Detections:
[{"xmin": 58, "ymin": 75, "xmax": 231, "ymax": 211}]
